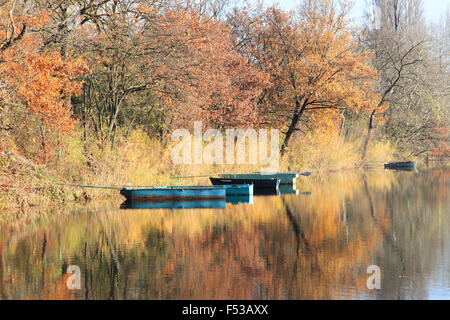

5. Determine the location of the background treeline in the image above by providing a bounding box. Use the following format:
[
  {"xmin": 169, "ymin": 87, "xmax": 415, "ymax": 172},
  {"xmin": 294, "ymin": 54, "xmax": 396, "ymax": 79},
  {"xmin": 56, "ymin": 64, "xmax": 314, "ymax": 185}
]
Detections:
[{"xmin": 0, "ymin": 0, "xmax": 448, "ymax": 206}]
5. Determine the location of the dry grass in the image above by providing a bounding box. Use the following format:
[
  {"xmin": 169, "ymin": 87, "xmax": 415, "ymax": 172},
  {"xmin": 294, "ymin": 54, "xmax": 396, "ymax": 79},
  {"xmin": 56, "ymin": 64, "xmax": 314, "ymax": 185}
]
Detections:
[{"xmin": 282, "ymin": 129, "xmax": 394, "ymax": 172}]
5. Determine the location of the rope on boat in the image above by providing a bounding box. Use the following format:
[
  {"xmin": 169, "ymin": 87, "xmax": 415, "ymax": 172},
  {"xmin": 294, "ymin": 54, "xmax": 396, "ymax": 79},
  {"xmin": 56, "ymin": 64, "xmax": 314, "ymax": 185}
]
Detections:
[
  {"xmin": 173, "ymin": 172, "xmax": 313, "ymax": 178},
  {"xmin": 55, "ymin": 183, "xmax": 154, "ymax": 190},
  {"xmin": 172, "ymin": 175, "xmax": 212, "ymax": 179},
  {"xmin": 56, "ymin": 183, "xmax": 122, "ymax": 190}
]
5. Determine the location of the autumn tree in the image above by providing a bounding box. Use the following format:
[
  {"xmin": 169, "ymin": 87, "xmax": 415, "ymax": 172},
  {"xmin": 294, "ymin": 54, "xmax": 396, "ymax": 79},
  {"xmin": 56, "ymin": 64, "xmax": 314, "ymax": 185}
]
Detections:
[
  {"xmin": 361, "ymin": 0, "xmax": 448, "ymax": 159},
  {"xmin": 0, "ymin": 0, "xmax": 89, "ymax": 160},
  {"xmin": 32, "ymin": 0, "xmax": 114, "ymax": 57},
  {"xmin": 73, "ymin": 0, "xmax": 267, "ymax": 147},
  {"xmin": 228, "ymin": 0, "xmax": 379, "ymax": 155}
]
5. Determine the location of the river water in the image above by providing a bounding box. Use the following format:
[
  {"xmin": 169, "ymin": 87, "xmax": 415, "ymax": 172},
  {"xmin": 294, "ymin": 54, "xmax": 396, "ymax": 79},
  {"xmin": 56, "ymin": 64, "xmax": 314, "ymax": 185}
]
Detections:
[{"xmin": 0, "ymin": 169, "xmax": 448, "ymax": 299}]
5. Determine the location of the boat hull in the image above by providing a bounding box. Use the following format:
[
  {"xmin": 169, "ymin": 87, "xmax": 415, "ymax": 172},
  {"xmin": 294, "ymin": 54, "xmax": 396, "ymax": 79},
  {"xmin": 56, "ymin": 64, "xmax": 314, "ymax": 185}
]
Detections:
[
  {"xmin": 220, "ymin": 172, "xmax": 307, "ymax": 185},
  {"xmin": 120, "ymin": 187, "xmax": 226, "ymax": 202},
  {"xmin": 164, "ymin": 184, "xmax": 253, "ymax": 196},
  {"xmin": 210, "ymin": 177, "xmax": 280, "ymax": 189},
  {"xmin": 384, "ymin": 161, "xmax": 417, "ymax": 169}
]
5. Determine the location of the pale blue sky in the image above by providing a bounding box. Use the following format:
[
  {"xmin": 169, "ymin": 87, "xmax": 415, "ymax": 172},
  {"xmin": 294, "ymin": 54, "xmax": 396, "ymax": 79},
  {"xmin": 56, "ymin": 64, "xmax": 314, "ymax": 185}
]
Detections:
[{"xmin": 266, "ymin": 0, "xmax": 450, "ymax": 24}]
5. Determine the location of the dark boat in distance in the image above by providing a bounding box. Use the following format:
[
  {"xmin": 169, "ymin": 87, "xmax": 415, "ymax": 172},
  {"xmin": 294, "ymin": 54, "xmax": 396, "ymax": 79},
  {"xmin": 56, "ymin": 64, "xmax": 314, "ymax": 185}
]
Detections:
[
  {"xmin": 384, "ymin": 161, "xmax": 417, "ymax": 169},
  {"xmin": 210, "ymin": 177, "xmax": 280, "ymax": 189}
]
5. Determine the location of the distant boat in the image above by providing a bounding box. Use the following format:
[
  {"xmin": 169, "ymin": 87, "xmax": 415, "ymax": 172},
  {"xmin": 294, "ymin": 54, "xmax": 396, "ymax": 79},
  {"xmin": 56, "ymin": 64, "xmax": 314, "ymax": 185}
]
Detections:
[
  {"xmin": 210, "ymin": 177, "xmax": 280, "ymax": 189},
  {"xmin": 384, "ymin": 161, "xmax": 417, "ymax": 169},
  {"xmin": 121, "ymin": 200, "xmax": 226, "ymax": 209},
  {"xmin": 120, "ymin": 186, "xmax": 226, "ymax": 202},
  {"xmin": 163, "ymin": 184, "xmax": 253, "ymax": 196},
  {"xmin": 220, "ymin": 172, "xmax": 310, "ymax": 185}
]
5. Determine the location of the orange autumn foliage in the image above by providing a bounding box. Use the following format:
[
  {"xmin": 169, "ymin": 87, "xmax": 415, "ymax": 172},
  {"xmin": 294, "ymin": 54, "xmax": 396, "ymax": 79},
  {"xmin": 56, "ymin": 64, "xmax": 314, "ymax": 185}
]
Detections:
[
  {"xmin": 134, "ymin": 4, "xmax": 269, "ymax": 128},
  {"xmin": 231, "ymin": 0, "xmax": 380, "ymax": 152},
  {"xmin": 0, "ymin": 1, "xmax": 89, "ymax": 157},
  {"xmin": 75, "ymin": 1, "xmax": 268, "ymax": 146},
  {"xmin": 13, "ymin": 52, "xmax": 89, "ymax": 134}
]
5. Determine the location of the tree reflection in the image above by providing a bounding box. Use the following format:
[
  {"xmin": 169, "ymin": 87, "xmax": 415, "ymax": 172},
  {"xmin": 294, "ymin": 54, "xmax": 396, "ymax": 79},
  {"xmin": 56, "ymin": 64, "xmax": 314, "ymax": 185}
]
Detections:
[{"xmin": 0, "ymin": 170, "xmax": 448, "ymax": 299}]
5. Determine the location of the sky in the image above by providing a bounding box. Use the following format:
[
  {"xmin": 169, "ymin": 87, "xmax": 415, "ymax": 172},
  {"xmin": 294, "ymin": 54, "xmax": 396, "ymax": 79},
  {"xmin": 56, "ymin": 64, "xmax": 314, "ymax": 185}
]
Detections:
[{"xmin": 265, "ymin": 0, "xmax": 450, "ymax": 24}]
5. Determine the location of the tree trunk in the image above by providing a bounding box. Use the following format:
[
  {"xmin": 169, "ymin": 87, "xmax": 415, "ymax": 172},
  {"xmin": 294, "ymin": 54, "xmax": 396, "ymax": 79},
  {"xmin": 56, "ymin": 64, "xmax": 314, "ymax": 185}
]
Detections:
[
  {"xmin": 82, "ymin": 83, "xmax": 88, "ymax": 142},
  {"xmin": 362, "ymin": 109, "xmax": 376, "ymax": 161},
  {"xmin": 110, "ymin": 122, "xmax": 117, "ymax": 150},
  {"xmin": 106, "ymin": 98, "xmax": 122, "ymax": 144},
  {"xmin": 280, "ymin": 98, "xmax": 306, "ymax": 156}
]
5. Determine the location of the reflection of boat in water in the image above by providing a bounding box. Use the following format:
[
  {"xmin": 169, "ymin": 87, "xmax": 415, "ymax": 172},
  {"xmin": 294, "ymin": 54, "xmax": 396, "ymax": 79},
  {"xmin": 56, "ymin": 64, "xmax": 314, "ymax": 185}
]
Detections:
[
  {"xmin": 386, "ymin": 167, "xmax": 418, "ymax": 172},
  {"xmin": 226, "ymin": 194, "xmax": 254, "ymax": 205},
  {"xmin": 253, "ymin": 185, "xmax": 311, "ymax": 197},
  {"xmin": 120, "ymin": 200, "xmax": 226, "ymax": 210},
  {"xmin": 121, "ymin": 193, "xmax": 254, "ymax": 209},
  {"xmin": 278, "ymin": 185, "xmax": 299, "ymax": 195},
  {"xmin": 253, "ymin": 188, "xmax": 281, "ymax": 196}
]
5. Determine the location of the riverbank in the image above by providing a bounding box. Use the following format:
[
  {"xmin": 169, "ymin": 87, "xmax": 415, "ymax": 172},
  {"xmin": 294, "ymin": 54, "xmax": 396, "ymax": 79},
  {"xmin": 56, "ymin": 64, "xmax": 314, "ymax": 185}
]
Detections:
[{"xmin": 0, "ymin": 128, "xmax": 426, "ymax": 212}]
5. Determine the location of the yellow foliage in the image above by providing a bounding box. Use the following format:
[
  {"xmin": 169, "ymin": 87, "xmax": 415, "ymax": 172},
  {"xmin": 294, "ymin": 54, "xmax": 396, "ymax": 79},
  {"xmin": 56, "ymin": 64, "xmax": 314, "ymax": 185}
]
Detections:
[
  {"xmin": 366, "ymin": 140, "xmax": 394, "ymax": 163},
  {"xmin": 282, "ymin": 129, "xmax": 361, "ymax": 171}
]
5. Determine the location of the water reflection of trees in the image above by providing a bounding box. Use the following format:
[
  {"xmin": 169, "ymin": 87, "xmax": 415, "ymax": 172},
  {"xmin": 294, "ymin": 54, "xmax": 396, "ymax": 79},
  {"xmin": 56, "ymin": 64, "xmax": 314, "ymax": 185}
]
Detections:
[
  {"xmin": 373, "ymin": 169, "xmax": 450, "ymax": 299},
  {"xmin": 0, "ymin": 170, "xmax": 448, "ymax": 299}
]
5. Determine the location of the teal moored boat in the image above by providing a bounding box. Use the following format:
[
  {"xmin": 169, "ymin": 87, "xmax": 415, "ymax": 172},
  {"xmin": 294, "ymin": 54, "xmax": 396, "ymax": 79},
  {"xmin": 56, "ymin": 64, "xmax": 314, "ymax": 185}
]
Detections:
[
  {"xmin": 220, "ymin": 172, "xmax": 310, "ymax": 185},
  {"xmin": 120, "ymin": 186, "xmax": 226, "ymax": 202},
  {"xmin": 210, "ymin": 177, "xmax": 279, "ymax": 189},
  {"xmin": 164, "ymin": 184, "xmax": 253, "ymax": 196}
]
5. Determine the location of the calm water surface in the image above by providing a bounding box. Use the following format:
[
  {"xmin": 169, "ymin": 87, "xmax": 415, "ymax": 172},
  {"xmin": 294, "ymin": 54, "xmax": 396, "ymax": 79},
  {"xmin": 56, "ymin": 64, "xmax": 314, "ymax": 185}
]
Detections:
[{"xmin": 0, "ymin": 169, "xmax": 449, "ymax": 299}]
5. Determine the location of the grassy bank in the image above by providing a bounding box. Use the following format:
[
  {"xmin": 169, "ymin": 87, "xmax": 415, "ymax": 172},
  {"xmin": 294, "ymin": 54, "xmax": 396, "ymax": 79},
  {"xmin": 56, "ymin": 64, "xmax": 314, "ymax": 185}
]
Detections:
[{"xmin": 0, "ymin": 127, "xmax": 417, "ymax": 212}]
